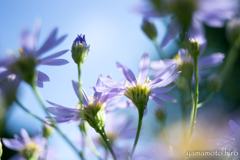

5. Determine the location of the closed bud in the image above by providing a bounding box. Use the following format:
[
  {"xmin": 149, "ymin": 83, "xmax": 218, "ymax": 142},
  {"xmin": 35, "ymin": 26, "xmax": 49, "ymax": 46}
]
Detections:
[
  {"xmin": 43, "ymin": 123, "xmax": 54, "ymax": 139},
  {"xmin": 0, "ymin": 139, "xmax": 2, "ymax": 159},
  {"xmin": 226, "ymin": 18, "xmax": 240, "ymax": 44},
  {"xmin": 155, "ymin": 108, "xmax": 166, "ymax": 122},
  {"xmin": 187, "ymin": 38, "xmax": 200, "ymax": 59},
  {"xmin": 168, "ymin": 0, "xmax": 197, "ymax": 28},
  {"xmin": 71, "ymin": 34, "xmax": 90, "ymax": 64},
  {"xmin": 141, "ymin": 18, "xmax": 158, "ymax": 40},
  {"xmin": 208, "ymin": 74, "xmax": 222, "ymax": 92}
]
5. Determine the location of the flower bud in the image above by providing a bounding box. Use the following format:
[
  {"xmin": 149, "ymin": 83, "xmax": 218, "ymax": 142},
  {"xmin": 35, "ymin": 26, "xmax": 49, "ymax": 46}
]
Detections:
[
  {"xmin": 43, "ymin": 123, "xmax": 54, "ymax": 139},
  {"xmin": 71, "ymin": 34, "xmax": 90, "ymax": 64},
  {"xmin": 83, "ymin": 103, "xmax": 106, "ymax": 133},
  {"xmin": 155, "ymin": 108, "xmax": 166, "ymax": 123},
  {"xmin": 208, "ymin": 74, "xmax": 222, "ymax": 92},
  {"xmin": 226, "ymin": 18, "xmax": 240, "ymax": 44},
  {"xmin": 0, "ymin": 139, "xmax": 2, "ymax": 159},
  {"xmin": 168, "ymin": 0, "xmax": 197, "ymax": 28},
  {"xmin": 141, "ymin": 18, "xmax": 158, "ymax": 40},
  {"xmin": 187, "ymin": 38, "xmax": 200, "ymax": 59}
]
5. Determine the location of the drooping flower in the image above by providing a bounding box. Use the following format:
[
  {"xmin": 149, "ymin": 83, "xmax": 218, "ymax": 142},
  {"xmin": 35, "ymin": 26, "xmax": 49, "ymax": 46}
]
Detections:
[
  {"xmin": 72, "ymin": 34, "xmax": 90, "ymax": 64},
  {"xmin": 2, "ymin": 128, "xmax": 55, "ymax": 160},
  {"xmin": 137, "ymin": 0, "xmax": 238, "ymax": 47},
  {"xmin": 46, "ymin": 75, "xmax": 122, "ymax": 132},
  {"xmin": 96, "ymin": 52, "xmax": 180, "ymax": 110},
  {"xmin": 150, "ymin": 46, "xmax": 224, "ymax": 85},
  {"xmin": 0, "ymin": 21, "xmax": 69, "ymax": 88}
]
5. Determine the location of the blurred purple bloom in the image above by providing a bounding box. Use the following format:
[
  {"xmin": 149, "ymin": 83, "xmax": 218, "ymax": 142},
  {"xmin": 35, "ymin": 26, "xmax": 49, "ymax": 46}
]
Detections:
[
  {"xmin": 47, "ymin": 75, "xmax": 122, "ymax": 123},
  {"xmin": 95, "ymin": 52, "xmax": 180, "ymax": 108},
  {"xmin": 138, "ymin": 0, "xmax": 238, "ymax": 47},
  {"xmin": 0, "ymin": 21, "xmax": 69, "ymax": 88},
  {"xmin": 150, "ymin": 48, "xmax": 224, "ymax": 81},
  {"xmin": 2, "ymin": 128, "xmax": 55, "ymax": 160},
  {"xmin": 73, "ymin": 34, "xmax": 89, "ymax": 47}
]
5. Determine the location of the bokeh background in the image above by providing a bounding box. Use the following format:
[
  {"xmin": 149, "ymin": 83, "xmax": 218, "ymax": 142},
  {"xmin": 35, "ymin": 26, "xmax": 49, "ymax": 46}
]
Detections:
[{"xmin": 0, "ymin": 0, "xmax": 240, "ymax": 160}]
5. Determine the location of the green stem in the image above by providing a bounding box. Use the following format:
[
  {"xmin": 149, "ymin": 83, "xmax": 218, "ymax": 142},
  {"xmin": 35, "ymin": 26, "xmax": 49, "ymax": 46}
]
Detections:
[
  {"xmin": 98, "ymin": 128, "xmax": 118, "ymax": 160},
  {"xmin": 78, "ymin": 63, "xmax": 83, "ymax": 103},
  {"xmin": 130, "ymin": 109, "xmax": 144, "ymax": 158},
  {"xmin": 31, "ymin": 85, "xmax": 84, "ymax": 160},
  {"xmin": 153, "ymin": 40, "xmax": 166, "ymax": 59},
  {"xmin": 181, "ymin": 89, "xmax": 187, "ymax": 141},
  {"xmin": 160, "ymin": 122, "xmax": 172, "ymax": 150},
  {"xmin": 15, "ymin": 99, "xmax": 48, "ymax": 125},
  {"xmin": 85, "ymin": 131, "xmax": 102, "ymax": 160},
  {"xmin": 187, "ymin": 57, "xmax": 199, "ymax": 145},
  {"xmin": 197, "ymin": 92, "xmax": 214, "ymax": 108}
]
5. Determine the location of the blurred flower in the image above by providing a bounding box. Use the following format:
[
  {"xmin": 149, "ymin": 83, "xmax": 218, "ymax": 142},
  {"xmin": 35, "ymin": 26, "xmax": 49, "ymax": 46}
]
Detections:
[
  {"xmin": 212, "ymin": 120, "xmax": 240, "ymax": 159},
  {"xmin": 96, "ymin": 52, "xmax": 180, "ymax": 110},
  {"xmin": 43, "ymin": 123, "xmax": 54, "ymax": 139},
  {"xmin": 137, "ymin": 0, "xmax": 238, "ymax": 47},
  {"xmin": 2, "ymin": 128, "xmax": 55, "ymax": 160},
  {"xmin": 47, "ymin": 75, "xmax": 122, "ymax": 132},
  {"xmin": 141, "ymin": 18, "xmax": 158, "ymax": 40},
  {"xmin": 150, "ymin": 47, "xmax": 225, "ymax": 84},
  {"xmin": 0, "ymin": 21, "xmax": 69, "ymax": 88},
  {"xmin": 226, "ymin": 18, "xmax": 240, "ymax": 44},
  {"xmin": 72, "ymin": 34, "xmax": 90, "ymax": 64}
]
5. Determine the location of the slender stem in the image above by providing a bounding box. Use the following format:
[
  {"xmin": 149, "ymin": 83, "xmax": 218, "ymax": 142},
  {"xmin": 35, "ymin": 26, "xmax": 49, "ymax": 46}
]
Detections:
[
  {"xmin": 31, "ymin": 85, "xmax": 84, "ymax": 160},
  {"xmin": 153, "ymin": 40, "xmax": 166, "ymax": 59},
  {"xmin": 160, "ymin": 122, "xmax": 172, "ymax": 150},
  {"xmin": 181, "ymin": 89, "xmax": 187, "ymax": 141},
  {"xmin": 197, "ymin": 92, "xmax": 214, "ymax": 108},
  {"xmin": 188, "ymin": 83, "xmax": 195, "ymax": 134},
  {"xmin": 78, "ymin": 63, "xmax": 83, "ymax": 103},
  {"xmin": 130, "ymin": 109, "xmax": 144, "ymax": 158},
  {"xmin": 98, "ymin": 128, "xmax": 118, "ymax": 160},
  {"xmin": 85, "ymin": 131, "xmax": 102, "ymax": 160},
  {"xmin": 15, "ymin": 99, "xmax": 48, "ymax": 125},
  {"xmin": 187, "ymin": 57, "xmax": 199, "ymax": 145}
]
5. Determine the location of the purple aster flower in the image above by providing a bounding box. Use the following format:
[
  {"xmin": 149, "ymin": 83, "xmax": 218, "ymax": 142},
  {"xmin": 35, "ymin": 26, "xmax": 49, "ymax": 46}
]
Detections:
[
  {"xmin": 150, "ymin": 47, "xmax": 224, "ymax": 83},
  {"xmin": 46, "ymin": 75, "xmax": 122, "ymax": 129},
  {"xmin": 137, "ymin": 0, "xmax": 238, "ymax": 47},
  {"xmin": 0, "ymin": 21, "xmax": 69, "ymax": 88},
  {"xmin": 2, "ymin": 128, "xmax": 55, "ymax": 160},
  {"xmin": 95, "ymin": 52, "xmax": 180, "ymax": 109}
]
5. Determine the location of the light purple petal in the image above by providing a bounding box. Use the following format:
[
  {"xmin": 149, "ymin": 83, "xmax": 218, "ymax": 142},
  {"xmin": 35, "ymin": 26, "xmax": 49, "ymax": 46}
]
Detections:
[
  {"xmin": 116, "ymin": 62, "xmax": 137, "ymax": 87},
  {"xmin": 20, "ymin": 129, "xmax": 31, "ymax": 143},
  {"xmin": 9, "ymin": 153, "xmax": 26, "ymax": 160},
  {"xmin": 138, "ymin": 52, "xmax": 150, "ymax": 85},
  {"xmin": 94, "ymin": 87, "xmax": 118, "ymax": 93},
  {"xmin": 0, "ymin": 70, "xmax": 11, "ymax": 82},
  {"xmin": 72, "ymin": 80, "xmax": 90, "ymax": 107},
  {"xmin": 36, "ymin": 80, "xmax": 43, "ymax": 88},
  {"xmin": 39, "ymin": 59, "xmax": 69, "ymax": 66},
  {"xmin": 198, "ymin": 53, "xmax": 225, "ymax": 68},
  {"xmin": 100, "ymin": 76, "xmax": 126, "ymax": 88},
  {"xmin": 2, "ymin": 138, "xmax": 24, "ymax": 151},
  {"xmin": 161, "ymin": 18, "xmax": 182, "ymax": 48},
  {"xmin": 37, "ymin": 71, "xmax": 50, "ymax": 82},
  {"xmin": 229, "ymin": 120, "xmax": 240, "ymax": 132},
  {"xmin": 39, "ymin": 50, "xmax": 69, "ymax": 62},
  {"xmin": 150, "ymin": 85, "xmax": 176, "ymax": 94},
  {"xmin": 150, "ymin": 93, "xmax": 176, "ymax": 102},
  {"xmin": 150, "ymin": 96, "xmax": 165, "ymax": 107},
  {"xmin": 47, "ymin": 107, "xmax": 79, "ymax": 118},
  {"xmin": 152, "ymin": 71, "xmax": 181, "ymax": 88}
]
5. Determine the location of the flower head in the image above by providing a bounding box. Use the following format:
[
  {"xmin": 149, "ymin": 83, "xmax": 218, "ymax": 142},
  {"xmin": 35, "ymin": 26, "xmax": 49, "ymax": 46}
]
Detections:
[
  {"xmin": 150, "ymin": 47, "xmax": 225, "ymax": 86},
  {"xmin": 72, "ymin": 34, "xmax": 90, "ymax": 64},
  {"xmin": 47, "ymin": 75, "xmax": 122, "ymax": 132},
  {"xmin": 0, "ymin": 21, "xmax": 69, "ymax": 88},
  {"xmin": 2, "ymin": 129, "xmax": 47, "ymax": 160},
  {"xmin": 96, "ymin": 52, "xmax": 180, "ymax": 110}
]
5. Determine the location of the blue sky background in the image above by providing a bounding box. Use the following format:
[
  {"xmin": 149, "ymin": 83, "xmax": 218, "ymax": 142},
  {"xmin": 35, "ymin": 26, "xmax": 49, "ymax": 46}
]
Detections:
[{"xmin": 0, "ymin": 1, "xmax": 182, "ymax": 159}]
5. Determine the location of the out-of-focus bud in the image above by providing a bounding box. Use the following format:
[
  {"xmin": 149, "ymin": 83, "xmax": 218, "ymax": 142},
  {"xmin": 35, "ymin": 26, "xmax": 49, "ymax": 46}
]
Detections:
[
  {"xmin": 83, "ymin": 103, "xmax": 106, "ymax": 133},
  {"xmin": 0, "ymin": 139, "xmax": 2, "ymax": 159},
  {"xmin": 168, "ymin": 0, "xmax": 197, "ymax": 29},
  {"xmin": 141, "ymin": 18, "xmax": 158, "ymax": 40},
  {"xmin": 43, "ymin": 123, "xmax": 54, "ymax": 139},
  {"xmin": 9, "ymin": 56, "xmax": 37, "ymax": 86},
  {"xmin": 79, "ymin": 121, "xmax": 88, "ymax": 133},
  {"xmin": 187, "ymin": 38, "xmax": 200, "ymax": 59},
  {"xmin": 208, "ymin": 74, "xmax": 222, "ymax": 92},
  {"xmin": 155, "ymin": 108, "xmax": 166, "ymax": 123},
  {"xmin": 176, "ymin": 76, "xmax": 188, "ymax": 90},
  {"xmin": 226, "ymin": 18, "xmax": 240, "ymax": 45},
  {"xmin": 71, "ymin": 34, "xmax": 90, "ymax": 64}
]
